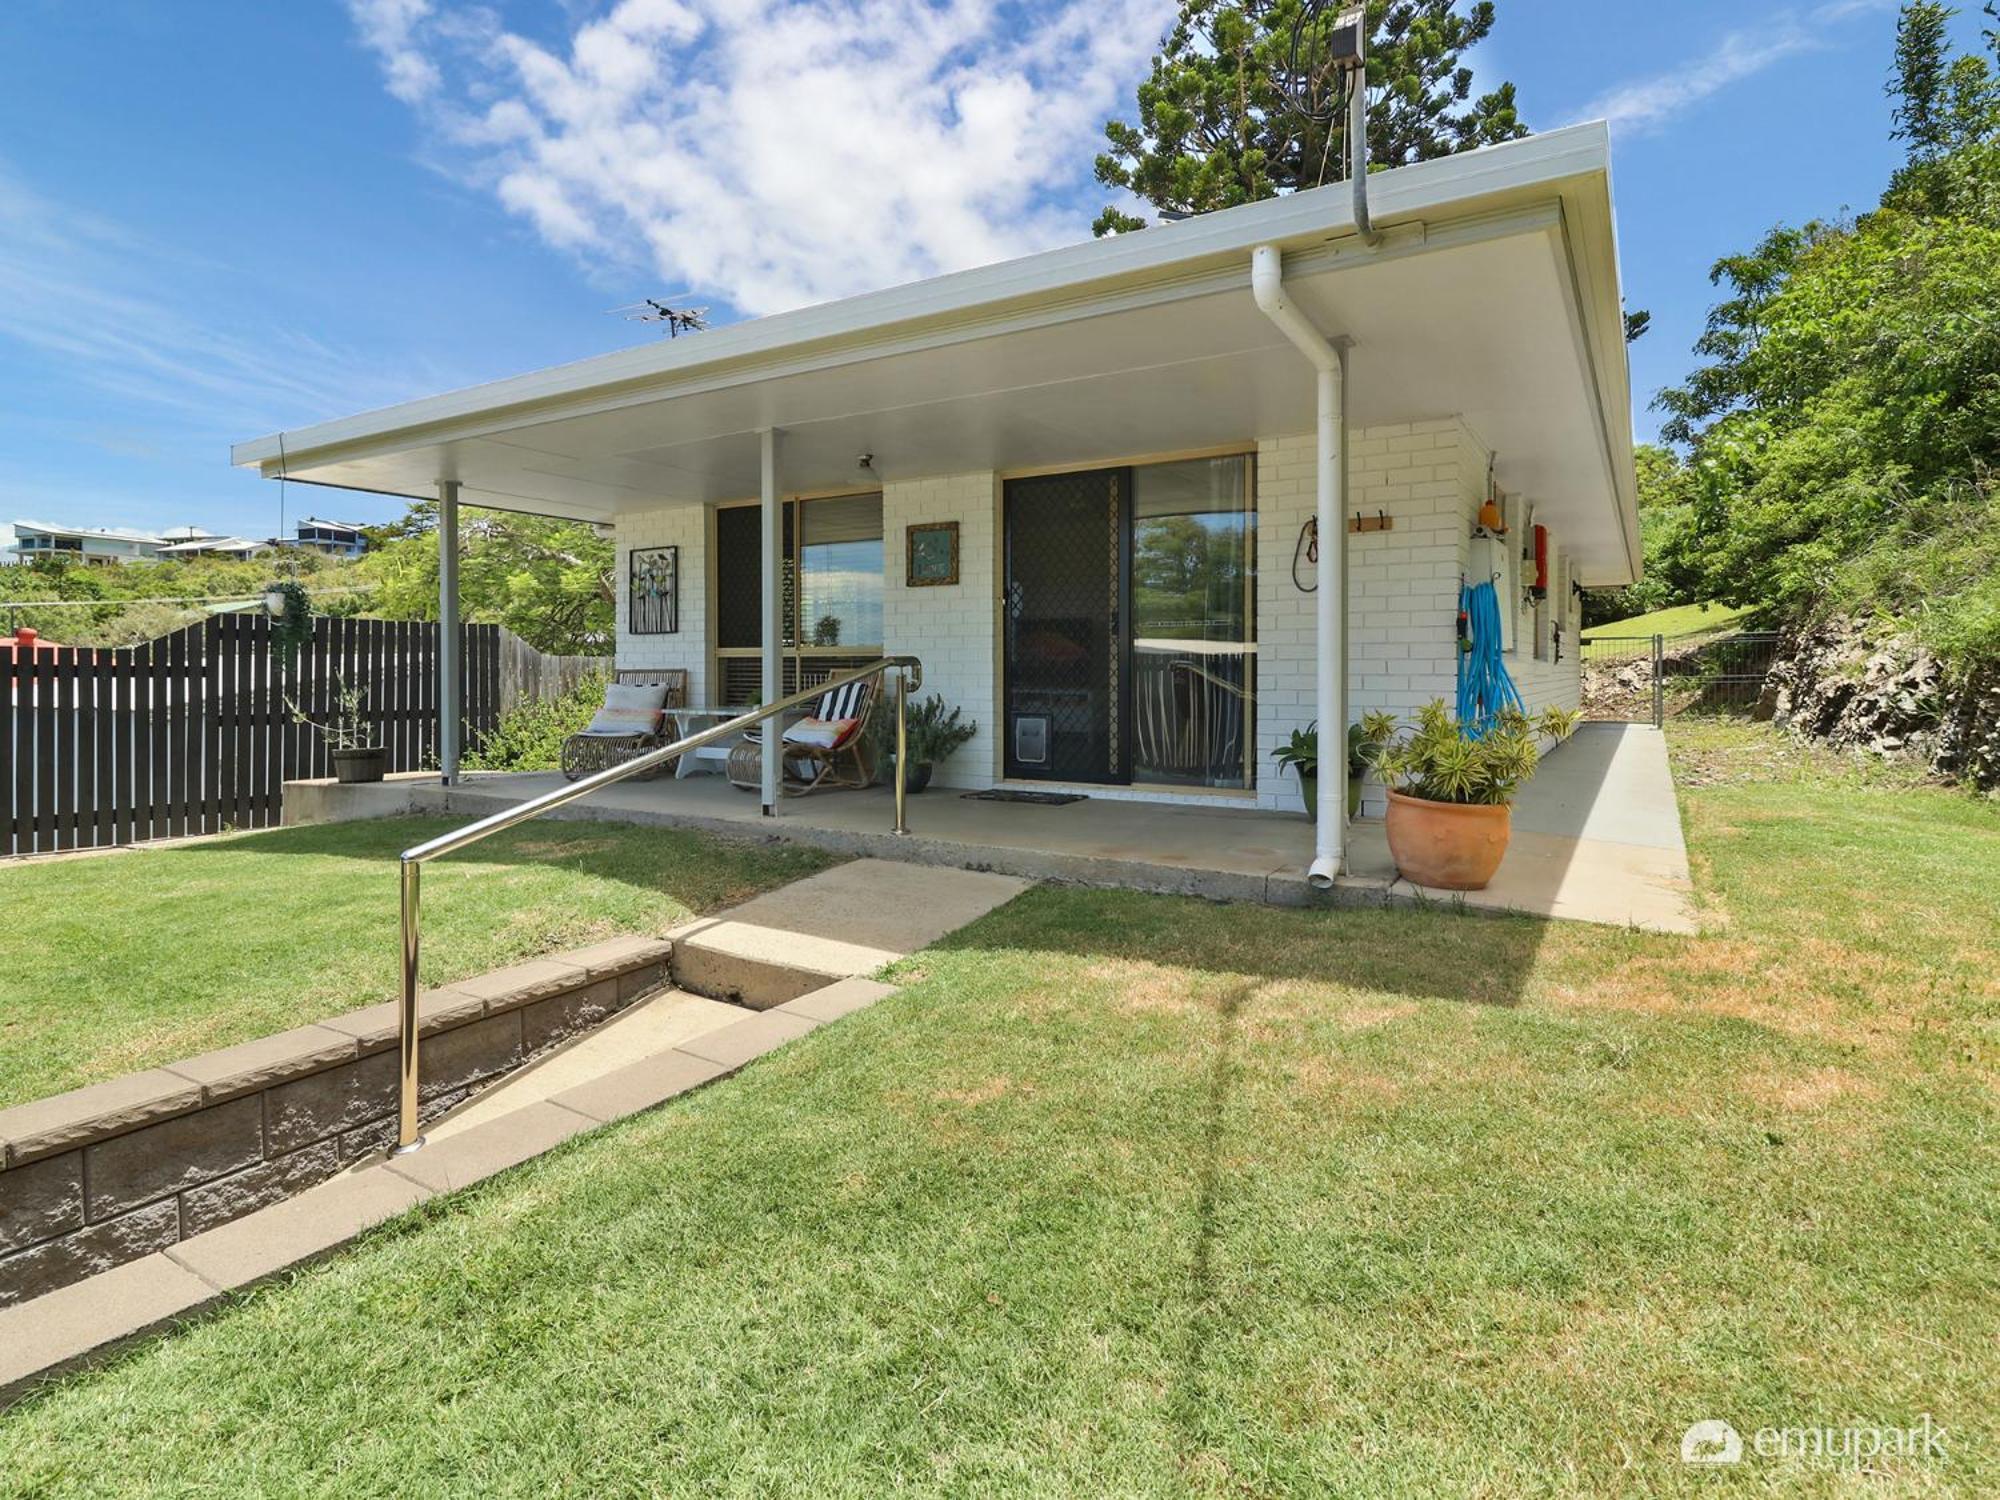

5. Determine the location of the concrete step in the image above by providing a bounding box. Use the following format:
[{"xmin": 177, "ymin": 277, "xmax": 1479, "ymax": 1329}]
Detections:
[{"xmin": 667, "ymin": 859, "xmax": 1029, "ymax": 1008}]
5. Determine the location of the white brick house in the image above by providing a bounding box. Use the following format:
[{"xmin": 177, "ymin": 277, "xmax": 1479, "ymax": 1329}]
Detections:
[{"xmin": 237, "ymin": 125, "xmax": 1636, "ymax": 883}]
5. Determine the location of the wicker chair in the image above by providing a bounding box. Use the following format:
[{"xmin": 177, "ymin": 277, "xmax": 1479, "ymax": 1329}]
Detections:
[
  {"xmin": 726, "ymin": 673, "xmax": 880, "ymax": 796},
  {"xmin": 560, "ymin": 669, "xmax": 688, "ymax": 782}
]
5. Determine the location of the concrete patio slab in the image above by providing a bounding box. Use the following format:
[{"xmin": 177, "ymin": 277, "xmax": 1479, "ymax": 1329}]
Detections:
[{"xmin": 297, "ymin": 724, "xmax": 1694, "ymax": 933}]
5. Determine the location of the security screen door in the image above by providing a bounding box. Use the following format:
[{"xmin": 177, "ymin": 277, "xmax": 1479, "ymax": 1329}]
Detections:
[{"xmin": 1002, "ymin": 469, "xmax": 1131, "ymax": 783}]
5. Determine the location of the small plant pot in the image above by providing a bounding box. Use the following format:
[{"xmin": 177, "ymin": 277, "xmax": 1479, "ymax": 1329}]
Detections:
[
  {"xmin": 331, "ymin": 746, "xmax": 388, "ymax": 785},
  {"xmin": 1347, "ymin": 770, "xmax": 1366, "ymax": 819},
  {"xmin": 1384, "ymin": 790, "xmax": 1511, "ymax": 890},
  {"xmin": 900, "ymin": 761, "xmax": 934, "ymax": 794},
  {"xmin": 1296, "ymin": 770, "xmax": 1317, "ymax": 822}
]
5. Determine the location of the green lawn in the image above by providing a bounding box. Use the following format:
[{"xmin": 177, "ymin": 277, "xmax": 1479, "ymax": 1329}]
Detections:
[
  {"xmin": 0, "ymin": 818, "xmax": 835, "ymax": 1109},
  {"xmin": 1587, "ymin": 599, "xmax": 1766, "ymax": 641},
  {"xmin": 1, "ymin": 726, "xmax": 1994, "ymax": 1495}
]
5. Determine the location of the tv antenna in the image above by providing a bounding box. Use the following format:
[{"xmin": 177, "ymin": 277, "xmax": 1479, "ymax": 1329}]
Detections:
[{"xmin": 610, "ymin": 296, "xmax": 710, "ymax": 338}]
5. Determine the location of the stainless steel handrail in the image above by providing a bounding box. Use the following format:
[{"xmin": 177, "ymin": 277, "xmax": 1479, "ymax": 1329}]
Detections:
[{"xmin": 391, "ymin": 653, "xmax": 923, "ymax": 1154}]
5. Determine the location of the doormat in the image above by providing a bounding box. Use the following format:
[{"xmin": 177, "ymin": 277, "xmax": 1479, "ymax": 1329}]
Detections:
[{"xmin": 961, "ymin": 789, "xmax": 1088, "ymax": 806}]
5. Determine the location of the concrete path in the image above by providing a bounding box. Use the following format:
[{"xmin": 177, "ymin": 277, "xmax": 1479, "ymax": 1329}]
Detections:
[
  {"xmin": 0, "ymin": 860, "xmax": 1029, "ymax": 1403},
  {"xmin": 1344, "ymin": 724, "xmax": 1696, "ymax": 933}
]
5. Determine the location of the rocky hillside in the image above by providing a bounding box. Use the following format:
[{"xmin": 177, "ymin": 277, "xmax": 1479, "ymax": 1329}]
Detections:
[{"xmin": 1760, "ymin": 619, "xmax": 2000, "ymax": 793}]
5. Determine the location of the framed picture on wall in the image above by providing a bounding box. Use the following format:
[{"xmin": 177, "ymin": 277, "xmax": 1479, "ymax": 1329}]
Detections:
[
  {"xmin": 629, "ymin": 545, "xmax": 679, "ymax": 634},
  {"xmin": 906, "ymin": 521, "xmax": 959, "ymax": 587}
]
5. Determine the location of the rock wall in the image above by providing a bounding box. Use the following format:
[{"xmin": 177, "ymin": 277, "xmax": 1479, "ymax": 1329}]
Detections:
[{"xmin": 1760, "ymin": 618, "xmax": 2000, "ymax": 791}]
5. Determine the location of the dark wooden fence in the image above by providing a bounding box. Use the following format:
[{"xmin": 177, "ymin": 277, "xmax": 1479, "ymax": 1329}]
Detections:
[{"xmin": 3, "ymin": 616, "xmax": 500, "ymax": 857}]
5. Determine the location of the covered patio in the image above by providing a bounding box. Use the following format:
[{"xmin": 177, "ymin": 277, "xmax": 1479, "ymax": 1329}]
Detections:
[
  {"xmin": 287, "ymin": 723, "xmax": 1695, "ymax": 933},
  {"xmin": 239, "ymin": 123, "xmax": 1639, "ymax": 896}
]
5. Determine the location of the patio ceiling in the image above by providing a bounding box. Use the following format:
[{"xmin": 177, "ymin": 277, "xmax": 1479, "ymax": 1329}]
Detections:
[{"xmin": 236, "ymin": 126, "xmax": 1639, "ymax": 584}]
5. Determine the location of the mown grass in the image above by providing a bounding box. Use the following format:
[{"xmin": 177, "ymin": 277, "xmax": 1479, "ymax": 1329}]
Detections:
[
  {"xmin": 1587, "ymin": 600, "xmax": 1767, "ymax": 641},
  {"xmin": 0, "ymin": 721, "xmax": 1993, "ymax": 1495},
  {"xmin": 0, "ymin": 818, "xmax": 835, "ymax": 1109}
]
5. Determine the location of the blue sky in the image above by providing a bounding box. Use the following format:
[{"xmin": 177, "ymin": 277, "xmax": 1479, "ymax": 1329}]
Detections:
[{"xmin": 0, "ymin": 0, "xmax": 1989, "ymax": 540}]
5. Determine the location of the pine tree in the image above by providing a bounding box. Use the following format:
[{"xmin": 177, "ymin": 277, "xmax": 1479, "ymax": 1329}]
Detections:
[{"xmin": 1093, "ymin": 1, "xmax": 1524, "ymax": 234}]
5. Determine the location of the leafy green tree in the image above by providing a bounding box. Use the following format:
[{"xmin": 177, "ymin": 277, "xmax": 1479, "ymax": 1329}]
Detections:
[
  {"xmin": 359, "ymin": 503, "xmax": 613, "ymax": 656},
  {"xmin": 1092, "ymin": 1, "xmax": 1524, "ymax": 233},
  {"xmin": 1640, "ymin": 6, "xmax": 2000, "ymax": 669},
  {"xmin": 1582, "ymin": 446, "xmax": 1700, "ymax": 626},
  {"xmin": 1886, "ymin": 2, "xmax": 2000, "ymax": 211}
]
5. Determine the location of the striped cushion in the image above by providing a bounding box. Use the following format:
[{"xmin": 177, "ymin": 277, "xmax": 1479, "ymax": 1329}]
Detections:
[
  {"xmin": 814, "ymin": 679, "xmax": 870, "ymax": 724},
  {"xmin": 582, "ymin": 682, "xmax": 668, "ymax": 736}
]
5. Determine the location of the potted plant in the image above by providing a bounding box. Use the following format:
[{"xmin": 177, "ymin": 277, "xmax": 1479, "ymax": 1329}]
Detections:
[
  {"xmin": 1272, "ymin": 724, "xmax": 1320, "ymax": 819},
  {"xmin": 1349, "ymin": 713, "xmax": 1394, "ymax": 816},
  {"xmin": 287, "ymin": 676, "xmax": 386, "ymax": 784},
  {"xmin": 1272, "ymin": 716, "xmax": 1395, "ymax": 820},
  {"xmin": 1372, "ymin": 700, "xmax": 1580, "ymax": 889},
  {"xmin": 886, "ymin": 693, "xmax": 977, "ymax": 793},
  {"xmin": 262, "ymin": 579, "xmax": 313, "ymax": 666}
]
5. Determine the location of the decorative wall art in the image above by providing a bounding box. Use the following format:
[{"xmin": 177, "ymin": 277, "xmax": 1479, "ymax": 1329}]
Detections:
[
  {"xmin": 629, "ymin": 545, "xmax": 680, "ymax": 634},
  {"xmin": 906, "ymin": 521, "xmax": 959, "ymax": 587}
]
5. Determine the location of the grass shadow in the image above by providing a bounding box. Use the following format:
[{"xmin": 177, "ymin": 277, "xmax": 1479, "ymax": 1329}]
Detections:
[{"xmin": 922, "ymin": 880, "xmax": 1583, "ymax": 1009}]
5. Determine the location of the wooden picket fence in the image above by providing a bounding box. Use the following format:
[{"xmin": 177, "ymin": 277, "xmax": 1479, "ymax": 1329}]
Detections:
[{"xmin": 2, "ymin": 615, "xmax": 501, "ymax": 857}]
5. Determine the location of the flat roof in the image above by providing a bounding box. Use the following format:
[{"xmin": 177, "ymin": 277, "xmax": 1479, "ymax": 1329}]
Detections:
[{"xmin": 236, "ymin": 125, "xmax": 1641, "ymax": 582}]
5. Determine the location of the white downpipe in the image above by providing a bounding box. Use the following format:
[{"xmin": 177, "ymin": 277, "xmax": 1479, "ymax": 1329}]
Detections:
[{"xmin": 1250, "ymin": 244, "xmax": 1346, "ymax": 889}]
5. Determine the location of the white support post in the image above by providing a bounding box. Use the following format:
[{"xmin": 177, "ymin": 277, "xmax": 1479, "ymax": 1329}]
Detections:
[
  {"xmin": 437, "ymin": 479, "xmax": 462, "ymax": 786},
  {"xmin": 759, "ymin": 429, "xmax": 782, "ymax": 814}
]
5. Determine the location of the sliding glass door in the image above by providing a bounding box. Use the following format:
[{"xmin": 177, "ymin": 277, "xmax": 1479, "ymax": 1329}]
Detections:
[
  {"xmin": 1003, "ymin": 455, "xmax": 1254, "ymax": 790},
  {"xmin": 1129, "ymin": 458, "xmax": 1256, "ymax": 789}
]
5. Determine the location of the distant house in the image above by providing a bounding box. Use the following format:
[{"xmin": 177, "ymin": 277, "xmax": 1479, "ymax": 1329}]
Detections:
[
  {"xmin": 156, "ymin": 530, "xmax": 275, "ymax": 560},
  {"xmin": 288, "ymin": 517, "xmax": 367, "ymax": 559},
  {"xmin": 9, "ymin": 520, "xmax": 164, "ymax": 565}
]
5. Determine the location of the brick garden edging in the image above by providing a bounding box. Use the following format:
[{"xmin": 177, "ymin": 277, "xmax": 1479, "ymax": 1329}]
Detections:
[{"xmin": 0, "ymin": 935, "xmax": 673, "ymax": 1307}]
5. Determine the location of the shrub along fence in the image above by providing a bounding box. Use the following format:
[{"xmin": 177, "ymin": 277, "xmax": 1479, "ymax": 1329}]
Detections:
[{"xmin": 2, "ymin": 615, "xmax": 517, "ymax": 857}]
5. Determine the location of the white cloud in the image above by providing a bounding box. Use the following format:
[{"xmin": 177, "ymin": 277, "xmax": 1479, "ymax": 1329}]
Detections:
[
  {"xmin": 345, "ymin": 0, "xmax": 1175, "ymax": 317},
  {"xmin": 0, "ymin": 163, "xmax": 435, "ymax": 428},
  {"xmin": 1568, "ymin": 0, "xmax": 1898, "ymax": 137},
  {"xmin": 348, "ymin": 0, "xmax": 442, "ymax": 103}
]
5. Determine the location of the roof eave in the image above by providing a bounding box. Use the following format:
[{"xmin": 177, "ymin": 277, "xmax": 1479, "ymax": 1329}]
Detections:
[{"xmin": 233, "ymin": 124, "xmax": 1618, "ymax": 476}]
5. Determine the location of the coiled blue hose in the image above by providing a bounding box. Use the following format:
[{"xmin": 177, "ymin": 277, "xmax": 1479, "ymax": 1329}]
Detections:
[{"xmin": 1455, "ymin": 578, "xmax": 1522, "ymax": 736}]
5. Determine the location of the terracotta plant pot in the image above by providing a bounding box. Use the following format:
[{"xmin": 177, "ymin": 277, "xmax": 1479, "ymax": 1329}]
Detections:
[{"xmin": 1383, "ymin": 789, "xmax": 1511, "ymax": 890}]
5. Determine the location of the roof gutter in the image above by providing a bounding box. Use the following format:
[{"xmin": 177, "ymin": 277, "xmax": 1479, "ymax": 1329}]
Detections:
[{"xmin": 1251, "ymin": 244, "xmax": 1347, "ymax": 889}]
